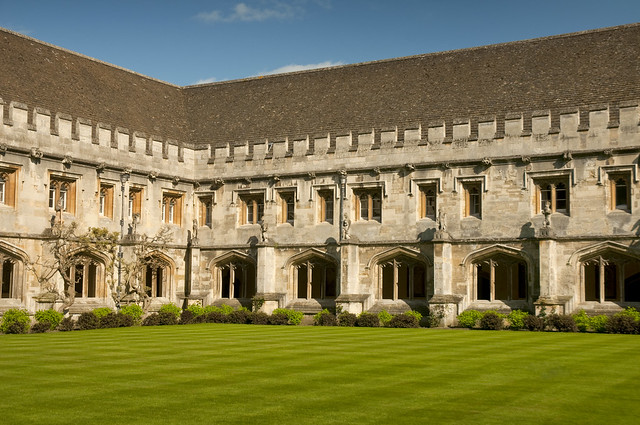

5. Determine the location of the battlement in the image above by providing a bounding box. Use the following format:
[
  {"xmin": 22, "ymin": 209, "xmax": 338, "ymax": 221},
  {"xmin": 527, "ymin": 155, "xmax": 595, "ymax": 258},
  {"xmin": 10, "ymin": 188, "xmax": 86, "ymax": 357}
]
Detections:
[
  {"xmin": 199, "ymin": 101, "xmax": 640, "ymax": 179},
  {"xmin": 0, "ymin": 97, "xmax": 195, "ymax": 182}
]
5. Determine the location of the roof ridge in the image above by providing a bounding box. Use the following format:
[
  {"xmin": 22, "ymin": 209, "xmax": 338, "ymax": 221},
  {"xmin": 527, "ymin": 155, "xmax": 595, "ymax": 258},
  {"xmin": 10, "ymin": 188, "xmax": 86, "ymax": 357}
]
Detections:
[
  {"xmin": 0, "ymin": 26, "xmax": 180, "ymax": 88},
  {"xmin": 184, "ymin": 22, "xmax": 640, "ymax": 88}
]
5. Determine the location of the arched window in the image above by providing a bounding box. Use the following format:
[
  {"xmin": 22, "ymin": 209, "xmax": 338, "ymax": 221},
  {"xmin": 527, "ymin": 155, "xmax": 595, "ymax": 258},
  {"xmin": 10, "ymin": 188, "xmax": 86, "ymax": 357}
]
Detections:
[
  {"xmin": 217, "ymin": 261, "xmax": 256, "ymax": 299},
  {"xmin": 378, "ymin": 255, "xmax": 427, "ymax": 301},
  {"xmin": 295, "ymin": 258, "xmax": 336, "ymax": 300},
  {"xmin": 473, "ymin": 254, "xmax": 527, "ymax": 301},
  {"xmin": 1, "ymin": 257, "xmax": 15, "ymax": 298},
  {"xmin": 142, "ymin": 256, "xmax": 172, "ymax": 298},
  {"xmin": 583, "ymin": 255, "xmax": 640, "ymax": 303},
  {"xmin": 67, "ymin": 255, "xmax": 102, "ymax": 298}
]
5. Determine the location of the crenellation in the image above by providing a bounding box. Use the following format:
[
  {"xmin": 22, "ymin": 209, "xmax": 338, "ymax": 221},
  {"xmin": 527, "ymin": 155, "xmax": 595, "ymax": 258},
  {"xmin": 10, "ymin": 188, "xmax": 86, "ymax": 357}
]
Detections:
[
  {"xmin": 55, "ymin": 113, "xmax": 73, "ymax": 139},
  {"xmin": 292, "ymin": 137, "xmax": 308, "ymax": 156},
  {"xmin": 452, "ymin": 119, "xmax": 470, "ymax": 140},
  {"xmin": 428, "ymin": 121, "xmax": 445, "ymax": 142},
  {"xmin": 10, "ymin": 101, "xmax": 28, "ymax": 128},
  {"xmin": 619, "ymin": 104, "xmax": 639, "ymax": 131},
  {"xmin": 531, "ymin": 111, "xmax": 550, "ymax": 135},
  {"xmin": 335, "ymin": 132, "xmax": 352, "ymax": 152},
  {"xmin": 34, "ymin": 107, "xmax": 50, "ymax": 134},
  {"xmin": 116, "ymin": 127, "xmax": 129, "ymax": 151},
  {"xmin": 504, "ymin": 113, "xmax": 522, "ymax": 137},
  {"xmin": 560, "ymin": 110, "xmax": 579, "ymax": 135}
]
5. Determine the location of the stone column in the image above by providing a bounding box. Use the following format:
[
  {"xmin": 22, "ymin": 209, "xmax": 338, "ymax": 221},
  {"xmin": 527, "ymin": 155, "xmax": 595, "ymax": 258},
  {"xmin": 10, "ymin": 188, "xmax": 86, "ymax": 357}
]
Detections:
[
  {"xmin": 256, "ymin": 242, "xmax": 280, "ymax": 313},
  {"xmin": 336, "ymin": 241, "xmax": 368, "ymax": 314},
  {"xmin": 430, "ymin": 235, "xmax": 461, "ymax": 327}
]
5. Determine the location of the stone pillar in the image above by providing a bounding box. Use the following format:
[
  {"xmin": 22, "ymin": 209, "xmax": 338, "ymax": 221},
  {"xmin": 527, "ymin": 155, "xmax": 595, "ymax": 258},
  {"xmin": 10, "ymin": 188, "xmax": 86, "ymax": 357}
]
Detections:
[
  {"xmin": 336, "ymin": 241, "xmax": 368, "ymax": 314},
  {"xmin": 430, "ymin": 235, "xmax": 461, "ymax": 327},
  {"xmin": 256, "ymin": 243, "xmax": 280, "ymax": 313},
  {"xmin": 538, "ymin": 238, "xmax": 556, "ymax": 299}
]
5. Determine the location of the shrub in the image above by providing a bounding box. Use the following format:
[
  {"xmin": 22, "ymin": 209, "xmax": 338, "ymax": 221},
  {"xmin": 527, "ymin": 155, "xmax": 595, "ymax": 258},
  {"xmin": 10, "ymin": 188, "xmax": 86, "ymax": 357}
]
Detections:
[
  {"xmin": 92, "ymin": 307, "xmax": 113, "ymax": 319},
  {"xmin": 185, "ymin": 304, "xmax": 204, "ymax": 317},
  {"xmin": 338, "ymin": 312, "xmax": 357, "ymax": 327},
  {"xmin": 546, "ymin": 314, "xmax": 577, "ymax": 332},
  {"xmin": 356, "ymin": 312, "xmax": 379, "ymax": 327},
  {"xmin": 389, "ymin": 313, "xmax": 419, "ymax": 328},
  {"xmin": 378, "ymin": 310, "xmax": 393, "ymax": 327},
  {"xmin": 77, "ymin": 312, "xmax": 99, "ymax": 330},
  {"xmin": 272, "ymin": 308, "xmax": 303, "ymax": 325},
  {"xmin": 35, "ymin": 309, "xmax": 64, "ymax": 330},
  {"xmin": 589, "ymin": 315, "xmax": 609, "ymax": 333},
  {"xmin": 616, "ymin": 307, "xmax": 640, "ymax": 322},
  {"xmin": 405, "ymin": 310, "xmax": 423, "ymax": 322},
  {"xmin": 158, "ymin": 303, "xmax": 181, "ymax": 321},
  {"xmin": 314, "ymin": 309, "xmax": 337, "ymax": 326},
  {"xmin": 205, "ymin": 311, "xmax": 228, "ymax": 323},
  {"xmin": 479, "ymin": 311, "xmax": 504, "ymax": 330},
  {"xmin": 99, "ymin": 312, "xmax": 134, "ymax": 329},
  {"xmin": 30, "ymin": 321, "xmax": 51, "ymax": 333},
  {"xmin": 573, "ymin": 310, "xmax": 591, "ymax": 332},
  {"xmin": 457, "ymin": 310, "xmax": 483, "ymax": 328},
  {"xmin": 142, "ymin": 312, "xmax": 178, "ymax": 326},
  {"xmin": 507, "ymin": 310, "xmax": 529, "ymax": 331},
  {"xmin": 228, "ymin": 309, "xmax": 251, "ymax": 324},
  {"xmin": 523, "ymin": 315, "xmax": 545, "ymax": 331},
  {"xmin": 248, "ymin": 311, "xmax": 270, "ymax": 325},
  {"xmin": 606, "ymin": 315, "xmax": 638, "ymax": 334},
  {"xmin": 57, "ymin": 316, "xmax": 75, "ymax": 332},
  {"xmin": 119, "ymin": 304, "xmax": 144, "ymax": 323},
  {"xmin": 180, "ymin": 309, "xmax": 196, "ymax": 324},
  {"xmin": 269, "ymin": 312, "xmax": 290, "ymax": 325},
  {"xmin": 204, "ymin": 304, "xmax": 234, "ymax": 315}
]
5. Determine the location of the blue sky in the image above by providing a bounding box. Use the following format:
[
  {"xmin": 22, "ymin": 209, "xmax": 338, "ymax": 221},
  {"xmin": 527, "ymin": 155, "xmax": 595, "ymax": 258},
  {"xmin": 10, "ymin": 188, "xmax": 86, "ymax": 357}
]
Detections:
[{"xmin": 1, "ymin": 0, "xmax": 639, "ymax": 86}]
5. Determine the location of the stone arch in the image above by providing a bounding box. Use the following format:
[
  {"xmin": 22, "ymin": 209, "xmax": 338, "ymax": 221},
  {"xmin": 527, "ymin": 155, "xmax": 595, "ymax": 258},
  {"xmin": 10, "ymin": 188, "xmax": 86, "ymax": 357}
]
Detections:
[
  {"xmin": 463, "ymin": 244, "xmax": 533, "ymax": 303},
  {"xmin": 209, "ymin": 251, "xmax": 256, "ymax": 300},
  {"xmin": 369, "ymin": 247, "xmax": 430, "ymax": 301},
  {"xmin": 0, "ymin": 240, "xmax": 28, "ymax": 302},
  {"xmin": 569, "ymin": 242, "xmax": 640, "ymax": 303},
  {"xmin": 142, "ymin": 250, "xmax": 175, "ymax": 299},
  {"xmin": 287, "ymin": 248, "xmax": 338, "ymax": 300},
  {"xmin": 67, "ymin": 248, "xmax": 111, "ymax": 299}
]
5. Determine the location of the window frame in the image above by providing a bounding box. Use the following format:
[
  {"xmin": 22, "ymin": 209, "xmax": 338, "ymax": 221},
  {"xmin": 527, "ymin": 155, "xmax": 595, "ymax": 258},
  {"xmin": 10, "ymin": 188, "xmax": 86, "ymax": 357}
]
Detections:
[
  {"xmin": 418, "ymin": 184, "xmax": 438, "ymax": 220},
  {"xmin": 535, "ymin": 178, "xmax": 570, "ymax": 215},
  {"xmin": 48, "ymin": 175, "xmax": 77, "ymax": 215},
  {"xmin": 354, "ymin": 188, "xmax": 382, "ymax": 222},
  {"xmin": 317, "ymin": 189, "xmax": 335, "ymax": 224},
  {"xmin": 98, "ymin": 182, "xmax": 114, "ymax": 219},
  {"xmin": 609, "ymin": 172, "xmax": 631, "ymax": 212},
  {"xmin": 161, "ymin": 192, "xmax": 183, "ymax": 226},
  {"xmin": 239, "ymin": 194, "xmax": 264, "ymax": 225},
  {"xmin": 463, "ymin": 182, "xmax": 482, "ymax": 218},
  {"xmin": 197, "ymin": 193, "xmax": 215, "ymax": 228},
  {"xmin": 278, "ymin": 190, "xmax": 296, "ymax": 225},
  {"xmin": 0, "ymin": 166, "xmax": 18, "ymax": 208},
  {"xmin": 128, "ymin": 187, "xmax": 143, "ymax": 220}
]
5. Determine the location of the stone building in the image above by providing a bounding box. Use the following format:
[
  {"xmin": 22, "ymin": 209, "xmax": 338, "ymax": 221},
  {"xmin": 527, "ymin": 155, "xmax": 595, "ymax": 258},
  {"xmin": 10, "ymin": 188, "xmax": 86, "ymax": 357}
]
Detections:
[{"xmin": 0, "ymin": 24, "xmax": 639, "ymax": 324}]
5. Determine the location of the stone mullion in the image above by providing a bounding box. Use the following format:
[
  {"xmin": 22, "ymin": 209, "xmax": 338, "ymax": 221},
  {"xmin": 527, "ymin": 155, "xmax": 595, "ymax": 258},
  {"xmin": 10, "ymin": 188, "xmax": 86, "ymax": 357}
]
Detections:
[
  {"xmin": 598, "ymin": 257, "xmax": 605, "ymax": 303},
  {"xmin": 307, "ymin": 261, "xmax": 312, "ymax": 300},
  {"xmin": 490, "ymin": 260, "xmax": 496, "ymax": 302},
  {"xmin": 393, "ymin": 259, "xmax": 399, "ymax": 301},
  {"xmin": 229, "ymin": 264, "xmax": 236, "ymax": 298},
  {"xmin": 409, "ymin": 264, "xmax": 415, "ymax": 300}
]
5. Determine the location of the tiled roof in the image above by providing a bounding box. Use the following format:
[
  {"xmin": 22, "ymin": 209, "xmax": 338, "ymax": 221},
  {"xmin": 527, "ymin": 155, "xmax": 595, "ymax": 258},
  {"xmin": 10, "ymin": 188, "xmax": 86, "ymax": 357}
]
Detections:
[
  {"xmin": 1, "ymin": 24, "xmax": 638, "ymax": 148},
  {"xmin": 0, "ymin": 28, "xmax": 188, "ymax": 142}
]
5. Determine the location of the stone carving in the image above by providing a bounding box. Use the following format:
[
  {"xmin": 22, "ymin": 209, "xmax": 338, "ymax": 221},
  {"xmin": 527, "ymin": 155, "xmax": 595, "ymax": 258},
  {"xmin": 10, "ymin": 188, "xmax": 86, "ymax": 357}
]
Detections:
[
  {"xmin": 30, "ymin": 147, "xmax": 43, "ymax": 160},
  {"xmin": 341, "ymin": 213, "xmax": 350, "ymax": 240},
  {"xmin": 148, "ymin": 171, "xmax": 157, "ymax": 181},
  {"xmin": 260, "ymin": 217, "xmax": 268, "ymax": 242},
  {"xmin": 0, "ymin": 143, "xmax": 7, "ymax": 155},
  {"xmin": 172, "ymin": 176, "xmax": 180, "ymax": 186},
  {"xmin": 62, "ymin": 155, "xmax": 73, "ymax": 166}
]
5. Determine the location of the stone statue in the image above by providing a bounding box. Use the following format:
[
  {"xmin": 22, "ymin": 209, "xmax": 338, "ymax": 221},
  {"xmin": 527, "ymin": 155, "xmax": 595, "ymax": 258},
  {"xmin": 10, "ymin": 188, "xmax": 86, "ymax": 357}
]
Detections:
[
  {"xmin": 542, "ymin": 200, "xmax": 552, "ymax": 228},
  {"xmin": 437, "ymin": 208, "xmax": 447, "ymax": 232},
  {"xmin": 342, "ymin": 213, "xmax": 350, "ymax": 240},
  {"xmin": 192, "ymin": 219, "xmax": 199, "ymax": 239},
  {"xmin": 260, "ymin": 216, "xmax": 268, "ymax": 242}
]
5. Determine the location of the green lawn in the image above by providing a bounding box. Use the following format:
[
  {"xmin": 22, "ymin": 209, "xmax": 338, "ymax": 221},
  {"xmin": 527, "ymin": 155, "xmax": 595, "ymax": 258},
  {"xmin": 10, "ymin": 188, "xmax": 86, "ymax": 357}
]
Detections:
[{"xmin": 1, "ymin": 325, "xmax": 639, "ymax": 424}]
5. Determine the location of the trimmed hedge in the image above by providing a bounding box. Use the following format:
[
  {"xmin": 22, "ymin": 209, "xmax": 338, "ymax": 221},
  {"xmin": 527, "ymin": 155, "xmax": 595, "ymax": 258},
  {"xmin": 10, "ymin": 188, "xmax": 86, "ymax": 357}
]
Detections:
[
  {"xmin": 356, "ymin": 312, "xmax": 379, "ymax": 327},
  {"xmin": 388, "ymin": 313, "xmax": 419, "ymax": 328},
  {"xmin": 1, "ymin": 309, "xmax": 30, "ymax": 334},
  {"xmin": 479, "ymin": 311, "xmax": 504, "ymax": 330},
  {"xmin": 314, "ymin": 309, "xmax": 337, "ymax": 326},
  {"xmin": 338, "ymin": 312, "xmax": 357, "ymax": 327}
]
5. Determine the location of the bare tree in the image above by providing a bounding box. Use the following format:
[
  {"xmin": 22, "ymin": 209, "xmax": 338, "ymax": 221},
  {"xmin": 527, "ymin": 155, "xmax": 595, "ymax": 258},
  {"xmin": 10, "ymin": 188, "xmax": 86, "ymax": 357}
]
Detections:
[{"xmin": 28, "ymin": 222, "xmax": 171, "ymax": 312}]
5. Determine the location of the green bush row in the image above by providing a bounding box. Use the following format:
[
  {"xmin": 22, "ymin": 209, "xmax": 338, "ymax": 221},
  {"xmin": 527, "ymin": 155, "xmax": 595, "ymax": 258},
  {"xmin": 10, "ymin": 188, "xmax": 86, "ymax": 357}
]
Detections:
[{"xmin": 455, "ymin": 307, "xmax": 640, "ymax": 334}]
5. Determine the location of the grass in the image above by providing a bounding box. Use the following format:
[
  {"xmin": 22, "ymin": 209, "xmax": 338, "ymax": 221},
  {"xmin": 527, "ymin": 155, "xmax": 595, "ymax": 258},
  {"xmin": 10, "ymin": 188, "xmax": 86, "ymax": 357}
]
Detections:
[{"xmin": 1, "ymin": 325, "xmax": 639, "ymax": 424}]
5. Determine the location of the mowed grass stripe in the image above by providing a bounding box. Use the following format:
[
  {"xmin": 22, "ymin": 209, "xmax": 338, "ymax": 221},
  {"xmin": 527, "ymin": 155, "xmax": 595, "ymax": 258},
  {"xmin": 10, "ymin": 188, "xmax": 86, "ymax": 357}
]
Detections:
[{"xmin": 1, "ymin": 325, "xmax": 639, "ymax": 424}]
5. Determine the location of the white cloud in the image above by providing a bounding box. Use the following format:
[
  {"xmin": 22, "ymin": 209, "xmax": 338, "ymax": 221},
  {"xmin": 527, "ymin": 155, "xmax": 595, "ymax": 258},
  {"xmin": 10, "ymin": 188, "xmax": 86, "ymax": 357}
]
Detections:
[
  {"xmin": 193, "ymin": 77, "xmax": 218, "ymax": 85},
  {"xmin": 258, "ymin": 61, "xmax": 344, "ymax": 76},
  {"xmin": 196, "ymin": 2, "xmax": 298, "ymax": 23}
]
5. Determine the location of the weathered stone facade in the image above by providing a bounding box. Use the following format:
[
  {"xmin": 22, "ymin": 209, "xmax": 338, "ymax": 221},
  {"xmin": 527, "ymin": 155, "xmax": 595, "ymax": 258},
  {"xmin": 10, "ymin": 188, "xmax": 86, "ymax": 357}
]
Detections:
[{"xmin": 1, "ymin": 24, "xmax": 639, "ymax": 324}]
